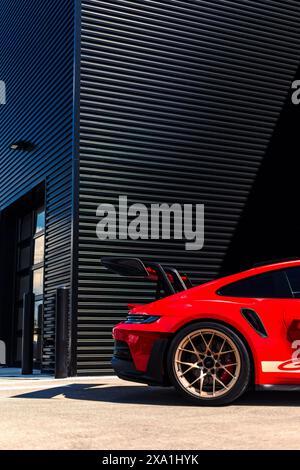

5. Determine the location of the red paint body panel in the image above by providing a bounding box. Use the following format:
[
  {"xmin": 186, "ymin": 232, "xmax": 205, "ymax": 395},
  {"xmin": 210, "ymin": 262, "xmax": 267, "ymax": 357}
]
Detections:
[
  {"xmin": 113, "ymin": 328, "xmax": 168, "ymax": 371},
  {"xmin": 113, "ymin": 260, "xmax": 300, "ymax": 383}
]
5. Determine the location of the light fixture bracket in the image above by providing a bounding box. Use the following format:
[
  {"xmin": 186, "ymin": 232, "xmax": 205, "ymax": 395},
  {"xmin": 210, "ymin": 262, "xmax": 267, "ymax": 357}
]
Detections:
[{"xmin": 10, "ymin": 140, "xmax": 36, "ymax": 151}]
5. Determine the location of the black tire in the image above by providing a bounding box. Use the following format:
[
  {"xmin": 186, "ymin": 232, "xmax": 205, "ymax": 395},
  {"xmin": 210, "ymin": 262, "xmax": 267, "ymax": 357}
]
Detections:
[{"xmin": 167, "ymin": 321, "xmax": 251, "ymax": 406}]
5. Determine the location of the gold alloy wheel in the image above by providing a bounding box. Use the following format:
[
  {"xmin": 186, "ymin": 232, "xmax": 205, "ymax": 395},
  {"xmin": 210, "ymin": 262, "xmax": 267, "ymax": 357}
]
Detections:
[{"xmin": 173, "ymin": 328, "xmax": 241, "ymax": 399}]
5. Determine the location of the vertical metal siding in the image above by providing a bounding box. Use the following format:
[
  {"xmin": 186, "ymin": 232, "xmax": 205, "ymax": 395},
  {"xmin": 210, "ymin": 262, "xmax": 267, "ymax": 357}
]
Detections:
[
  {"xmin": 0, "ymin": 0, "xmax": 75, "ymax": 371},
  {"xmin": 79, "ymin": 0, "xmax": 300, "ymax": 374}
]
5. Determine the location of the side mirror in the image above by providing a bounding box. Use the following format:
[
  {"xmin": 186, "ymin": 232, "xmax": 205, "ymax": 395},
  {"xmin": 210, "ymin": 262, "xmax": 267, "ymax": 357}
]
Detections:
[{"xmin": 101, "ymin": 257, "xmax": 150, "ymax": 278}]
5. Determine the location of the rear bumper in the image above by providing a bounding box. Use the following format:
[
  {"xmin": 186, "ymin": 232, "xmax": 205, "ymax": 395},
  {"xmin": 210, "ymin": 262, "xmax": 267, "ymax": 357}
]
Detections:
[{"xmin": 111, "ymin": 337, "xmax": 170, "ymax": 386}]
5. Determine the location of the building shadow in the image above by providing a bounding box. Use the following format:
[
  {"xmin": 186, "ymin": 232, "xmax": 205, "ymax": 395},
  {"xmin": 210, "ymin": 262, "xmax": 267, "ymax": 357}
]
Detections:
[
  {"xmin": 12, "ymin": 382, "xmax": 300, "ymax": 407},
  {"xmin": 221, "ymin": 68, "xmax": 300, "ymax": 275}
]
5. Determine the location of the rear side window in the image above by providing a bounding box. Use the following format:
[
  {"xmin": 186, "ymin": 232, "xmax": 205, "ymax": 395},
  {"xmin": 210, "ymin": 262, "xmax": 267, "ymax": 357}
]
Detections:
[
  {"xmin": 217, "ymin": 270, "xmax": 291, "ymax": 298},
  {"xmin": 285, "ymin": 267, "xmax": 300, "ymax": 298}
]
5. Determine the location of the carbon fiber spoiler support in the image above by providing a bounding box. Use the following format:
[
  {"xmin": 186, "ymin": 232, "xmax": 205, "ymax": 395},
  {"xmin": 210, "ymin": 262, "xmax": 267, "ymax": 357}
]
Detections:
[{"xmin": 101, "ymin": 256, "xmax": 192, "ymax": 299}]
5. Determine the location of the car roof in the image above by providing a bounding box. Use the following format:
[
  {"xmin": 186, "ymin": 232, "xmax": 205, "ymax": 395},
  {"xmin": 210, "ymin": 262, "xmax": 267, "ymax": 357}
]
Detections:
[
  {"xmin": 200, "ymin": 259, "xmax": 300, "ymax": 293},
  {"xmin": 245, "ymin": 259, "xmax": 300, "ymax": 275}
]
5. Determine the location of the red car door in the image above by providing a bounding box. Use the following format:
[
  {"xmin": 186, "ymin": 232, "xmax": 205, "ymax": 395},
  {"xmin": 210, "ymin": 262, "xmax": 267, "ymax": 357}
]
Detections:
[
  {"xmin": 264, "ymin": 267, "xmax": 300, "ymax": 382},
  {"xmin": 247, "ymin": 297, "xmax": 297, "ymax": 384}
]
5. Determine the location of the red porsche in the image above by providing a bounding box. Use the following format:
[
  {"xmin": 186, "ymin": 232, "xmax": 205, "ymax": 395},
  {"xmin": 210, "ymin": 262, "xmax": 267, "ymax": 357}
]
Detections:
[{"xmin": 102, "ymin": 257, "xmax": 300, "ymax": 405}]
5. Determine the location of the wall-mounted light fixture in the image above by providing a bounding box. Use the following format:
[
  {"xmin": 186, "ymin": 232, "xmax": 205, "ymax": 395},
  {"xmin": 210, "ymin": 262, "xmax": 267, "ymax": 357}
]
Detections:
[{"xmin": 10, "ymin": 140, "xmax": 36, "ymax": 151}]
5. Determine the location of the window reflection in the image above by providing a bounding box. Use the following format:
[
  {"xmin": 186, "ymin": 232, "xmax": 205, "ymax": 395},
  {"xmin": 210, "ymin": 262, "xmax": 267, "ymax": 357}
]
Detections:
[
  {"xmin": 33, "ymin": 300, "xmax": 43, "ymax": 365},
  {"xmin": 33, "ymin": 268, "xmax": 44, "ymax": 296},
  {"xmin": 35, "ymin": 208, "xmax": 45, "ymax": 234},
  {"xmin": 33, "ymin": 235, "xmax": 44, "ymax": 265},
  {"xmin": 34, "ymin": 300, "xmax": 43, "ymax": 330}
]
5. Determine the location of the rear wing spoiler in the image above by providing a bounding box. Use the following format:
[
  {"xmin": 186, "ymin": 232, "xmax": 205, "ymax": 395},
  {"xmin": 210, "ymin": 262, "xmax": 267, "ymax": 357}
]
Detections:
[{"xmin": 101, "ymin": 257, "xmax": 193, "ymax": 299}]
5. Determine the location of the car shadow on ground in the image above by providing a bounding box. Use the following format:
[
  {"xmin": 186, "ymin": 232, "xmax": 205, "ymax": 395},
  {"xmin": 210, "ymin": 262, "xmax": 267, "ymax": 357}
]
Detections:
[{"xmin": 12, "ymin": 383, "xmax": 300, "ymax": 407}]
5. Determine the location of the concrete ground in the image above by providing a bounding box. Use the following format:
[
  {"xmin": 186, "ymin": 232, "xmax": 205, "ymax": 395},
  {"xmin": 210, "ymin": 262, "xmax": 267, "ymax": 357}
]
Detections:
[{"xmin": 0, "ymin": 375, "xmax": 300, "ymax": 450}]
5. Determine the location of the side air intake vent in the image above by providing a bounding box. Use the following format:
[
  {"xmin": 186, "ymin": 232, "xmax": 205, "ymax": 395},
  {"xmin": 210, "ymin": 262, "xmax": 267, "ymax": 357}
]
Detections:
[{"xmin": 241, "ymin": 308, "xmax": 268, "ymax": 338}]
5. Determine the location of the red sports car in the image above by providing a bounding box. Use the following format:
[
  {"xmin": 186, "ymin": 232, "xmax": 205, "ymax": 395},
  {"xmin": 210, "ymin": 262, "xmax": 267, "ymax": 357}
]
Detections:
[{"xmin": 102, "ymin": 257, "xmax": 300, "ymax": 405}]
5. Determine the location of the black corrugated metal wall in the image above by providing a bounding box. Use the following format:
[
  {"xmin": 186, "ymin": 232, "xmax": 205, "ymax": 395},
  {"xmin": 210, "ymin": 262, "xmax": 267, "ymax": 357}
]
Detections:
[
  {"xmin": 0, "ymin": 0, "xmax": 75, "ymax": 372},
  {"xmin": 78, "ymin": 0, "xmax": 300, "ymax": 374}
]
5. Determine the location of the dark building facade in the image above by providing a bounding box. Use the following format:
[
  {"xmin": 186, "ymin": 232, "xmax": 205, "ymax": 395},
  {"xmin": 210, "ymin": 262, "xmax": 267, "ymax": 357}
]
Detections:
[
  {"xmin": 0, "ymin": 0, "xmax": 76, "ymax": 372},
  {"xmin": 1, "ymin": 0, "xmax": 300, "ymax": 376}
]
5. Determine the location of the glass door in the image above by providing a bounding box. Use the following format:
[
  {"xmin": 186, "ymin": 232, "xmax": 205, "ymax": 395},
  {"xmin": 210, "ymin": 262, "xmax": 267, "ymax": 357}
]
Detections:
[
  {"xmin": 32, "ymin": 207, "xmax": 45, "ymax": 368},
  {"xmin": 13, "ymin": 205, "xmax": 45, "ymax": 369},
  {"xmin": 14, "ymin": 211, "xmax": 33, "ymax": 365}
]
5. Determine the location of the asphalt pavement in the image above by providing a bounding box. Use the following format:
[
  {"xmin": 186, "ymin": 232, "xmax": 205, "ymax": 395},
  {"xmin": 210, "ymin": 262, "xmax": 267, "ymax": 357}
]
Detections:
[{"xmin": 0, "ymin": 376, "xmax": 300, "ymax": 450}]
